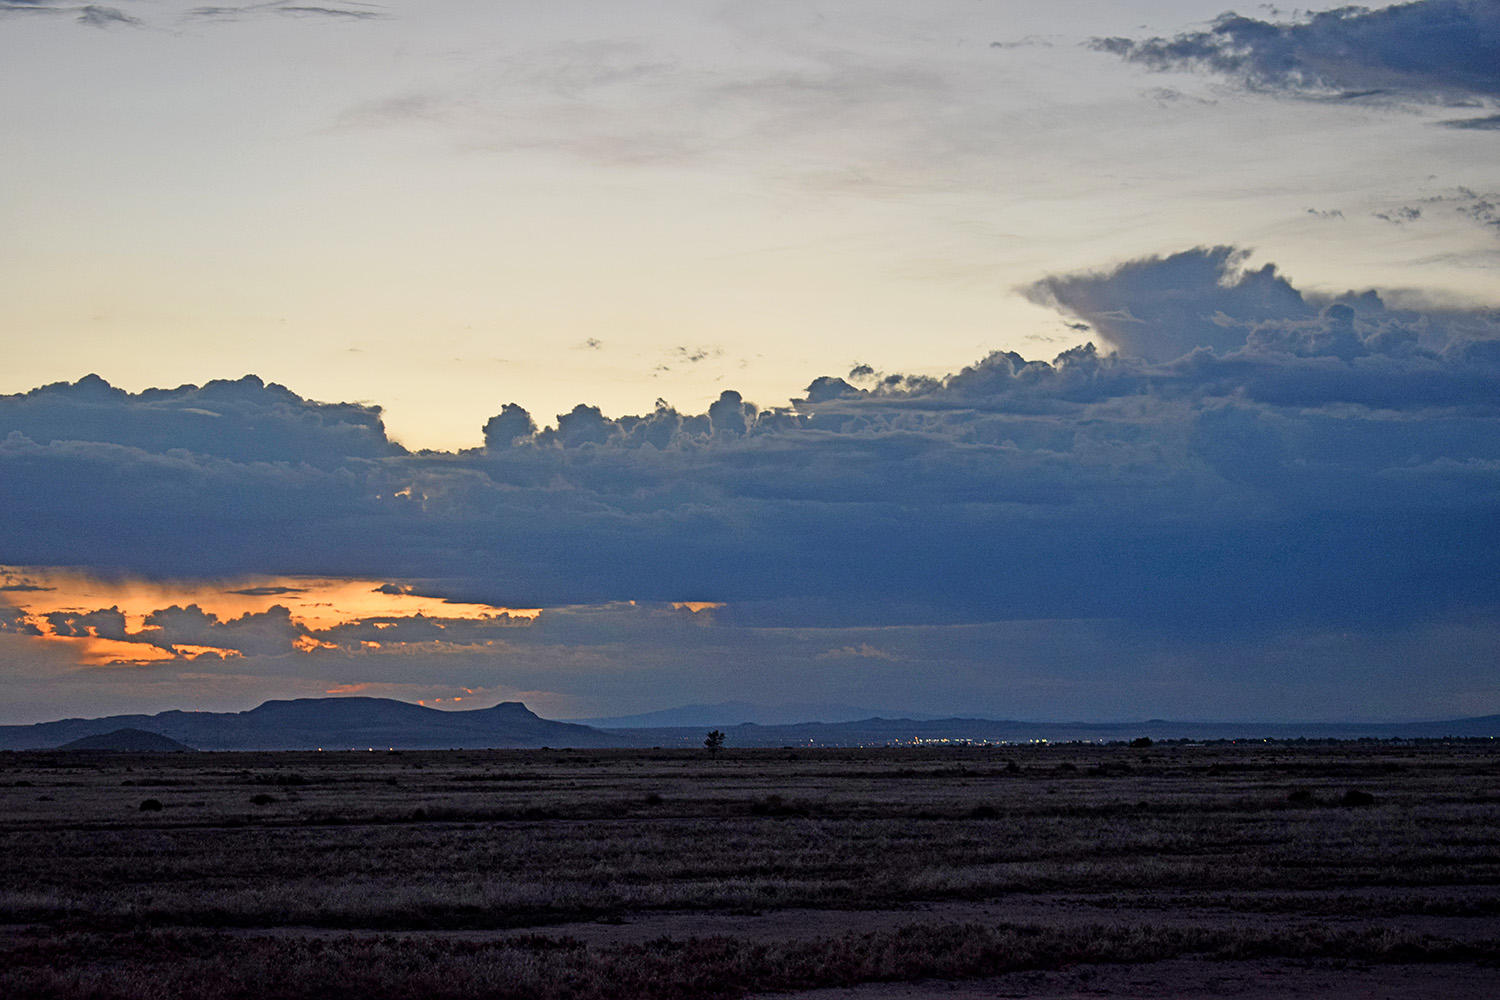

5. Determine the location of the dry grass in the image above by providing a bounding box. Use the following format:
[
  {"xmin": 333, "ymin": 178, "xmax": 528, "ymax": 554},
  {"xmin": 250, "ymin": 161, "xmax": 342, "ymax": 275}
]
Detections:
[{"xmin": 1, "ymin": 742, "xmax": 1496, "ymax": 996}]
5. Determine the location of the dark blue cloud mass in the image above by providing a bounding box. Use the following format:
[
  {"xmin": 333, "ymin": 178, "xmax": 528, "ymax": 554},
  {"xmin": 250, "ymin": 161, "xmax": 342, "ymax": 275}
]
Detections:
[
  {"xmin": 2, "ymin": 249, "xmax": 1497, "ymax": 641},
  {"xmin": 1094, "ymin": 1, "xmax": 1500, "ymax": 103}
]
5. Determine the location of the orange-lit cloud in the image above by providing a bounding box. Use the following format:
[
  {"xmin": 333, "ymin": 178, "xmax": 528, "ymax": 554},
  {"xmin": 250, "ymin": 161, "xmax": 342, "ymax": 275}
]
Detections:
[
  {"xmin": 0, "ymin": 565, "xmax": 717, "ymax": 673},
  {"xmin": 0, "ymin": 566, "xmax": 539, "ymax": 633}
]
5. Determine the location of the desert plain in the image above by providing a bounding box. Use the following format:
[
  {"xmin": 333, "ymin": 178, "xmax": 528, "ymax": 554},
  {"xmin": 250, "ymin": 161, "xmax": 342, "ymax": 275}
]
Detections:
[{"xmin": 1, "ymin": 740, "xmax": 1496, "ymax": 998}]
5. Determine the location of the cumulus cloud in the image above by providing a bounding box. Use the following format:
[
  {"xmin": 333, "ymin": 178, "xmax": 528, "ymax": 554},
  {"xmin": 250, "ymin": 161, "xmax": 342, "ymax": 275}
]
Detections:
[
  {"xmin": 139, "ymin": 604, "xmax": 307, "ymax": 656},
  {"xmin": 1093, "ymin": 1, "xmax": 1500, "ymax": 102},
  {"xmin": 0, "ymin": 605, "xmax": 43, "ymax": 636},
  {"xmin": 1023, "ymin": 246, "xmax": 1316, "ymax": 360},
  {"xmin": 3, "ymin": 250, "xmax": 1498, "ymax": 648},
  {"xmin": 0, "ymin": 373, "xmax": 398, "ymax": 467}
]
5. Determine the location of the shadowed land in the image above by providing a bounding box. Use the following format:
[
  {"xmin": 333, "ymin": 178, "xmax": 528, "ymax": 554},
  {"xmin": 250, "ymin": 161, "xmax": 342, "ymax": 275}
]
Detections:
[{"xmin": 1, "ymin": 742, "xmax": 1496, "ymax": 998}]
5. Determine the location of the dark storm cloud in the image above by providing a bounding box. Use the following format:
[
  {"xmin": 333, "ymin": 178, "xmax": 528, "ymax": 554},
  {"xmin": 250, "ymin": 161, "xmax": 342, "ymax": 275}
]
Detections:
[
  {"xmin": 3, "ymin": 250, "xmax": 1498, "ymax": 636},
  {"xmin": 0, "ymin": 373, "xmax": 399, "ymax": 467},
  {"xmin": 1093, "ymin": 1, "xmax": 1500, "ymax": 102}
]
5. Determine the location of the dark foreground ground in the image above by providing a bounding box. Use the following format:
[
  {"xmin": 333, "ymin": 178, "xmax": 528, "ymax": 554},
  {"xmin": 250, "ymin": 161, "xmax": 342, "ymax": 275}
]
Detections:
[{"xmin": 0, "ymin": 742, "xmax": 1496, "ymax": 998}]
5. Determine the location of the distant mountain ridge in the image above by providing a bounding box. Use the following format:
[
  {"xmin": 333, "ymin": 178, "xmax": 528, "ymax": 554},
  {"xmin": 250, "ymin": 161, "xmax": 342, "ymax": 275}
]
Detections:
[
  {"xmin": 610, "ymin": 714, "xmax": 1500, "ymax": 748},
  {"xmin": 568, "ymin": 700, "xmax": 943, "ymax": 728},
  {"xmin": 1, "ymin": 698, "xmax": 1496, "ymax": 751},
  {"xmin": 0, "ymin": 697, "xmax": 619, "ymax": 751}
]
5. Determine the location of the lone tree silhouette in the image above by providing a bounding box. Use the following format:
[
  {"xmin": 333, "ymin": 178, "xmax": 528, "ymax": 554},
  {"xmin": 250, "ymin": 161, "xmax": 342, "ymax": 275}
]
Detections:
[{"xmin": 704, "ymin": 729, "xmax": 726, "ymax": 753}]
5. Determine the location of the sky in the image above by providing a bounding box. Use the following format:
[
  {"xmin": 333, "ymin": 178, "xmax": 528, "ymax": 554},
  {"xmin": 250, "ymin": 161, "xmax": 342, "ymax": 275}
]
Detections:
[{"xmin": 1, "ymin": 0, "xmax": 1497, "ymax": 725}]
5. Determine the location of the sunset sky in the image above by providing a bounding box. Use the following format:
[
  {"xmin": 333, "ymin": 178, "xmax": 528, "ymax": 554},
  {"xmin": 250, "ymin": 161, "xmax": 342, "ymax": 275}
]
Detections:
[{"xmin": 2, "ymin": 1, "xmax": 1497, "ymax": 725}]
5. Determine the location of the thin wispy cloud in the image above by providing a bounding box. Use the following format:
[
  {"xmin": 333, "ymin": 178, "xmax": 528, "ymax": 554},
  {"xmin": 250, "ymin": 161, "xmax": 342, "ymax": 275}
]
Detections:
[
  {"xmin": 185, "ymin": 1, "xmax": 383, "ymax": 22},
  {"xmin": 0, "ymin": 0, "xmax": 140, "ymax": 26}
]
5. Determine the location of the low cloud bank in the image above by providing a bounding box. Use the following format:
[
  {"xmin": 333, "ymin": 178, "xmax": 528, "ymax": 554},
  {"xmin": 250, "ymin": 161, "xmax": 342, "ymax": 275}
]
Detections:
[{"xmin": 3, "ymin": 248, "xmax": 1498, "ymax": 636}]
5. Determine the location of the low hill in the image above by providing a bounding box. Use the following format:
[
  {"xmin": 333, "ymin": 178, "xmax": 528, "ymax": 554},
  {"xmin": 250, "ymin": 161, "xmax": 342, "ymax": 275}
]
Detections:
[
  {"xmin": 0, "ymin": 697, "xmax": 622, "ymax": 751},
  {"xmin": 569, "ymin": 701, "xmax": 942, "ymax": 728},
  {"xmin": 3, "ymin": 700, "xmax": 1497, "ymax": 751},
  {"xmin": 58, "ymin": 728, "xmax": 197, "ymax": 752}
]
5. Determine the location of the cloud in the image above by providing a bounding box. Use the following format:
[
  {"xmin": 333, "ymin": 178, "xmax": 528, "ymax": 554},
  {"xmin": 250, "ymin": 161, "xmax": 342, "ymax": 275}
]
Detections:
[
  {"xmin": 46, "ymin": 606, "xmax": 128, "ymax": 641},
  {"xmin": 1093, "ymin": 1, "xmax": 1500, "ymax": 103},
  {"xmin": 185, "ymin": 1, "xmax": 383, "ymax": 23},
  {"xmin": 0, "ymin": 606, "xmax": 43, "ymax": 636},
  {"xmin": 274, "ymin": 4, "xmax": 381, "ymax": 18},
  {"xmin": 0, "ymin": 373, "xmax": 399, "ymax": 467},
  {"xmin": 0, "ymin": 0, "xmax": 138, "ymax": 25},
  {"xmin": 1022, "ymin": 246, "xmax": 1315, "ymax": 360},
  {"xmin": 3, "ymin": 250, "xmax": 1498, "ymax": 657},
  {"xmin": 1374, "ymin": 206, "xmax": 1423, "ymax": 225},
  {"xmin": 671, "ymin": 346, "xmax": 723, "ymax": 365},
  {"xmin": 816, "ymin": 643, "xmax": 899, "ymax": 662},
  {"xmin": 76, "ymin": 4, "xmax": 136, "ymax": 26},
  {"xmin": 1441, "ymin": 113, "xmax": 1500, "ymax": 130},
  {"xmin": 139, "ymin": 604, "xmax": 307, "ymax": 656}
]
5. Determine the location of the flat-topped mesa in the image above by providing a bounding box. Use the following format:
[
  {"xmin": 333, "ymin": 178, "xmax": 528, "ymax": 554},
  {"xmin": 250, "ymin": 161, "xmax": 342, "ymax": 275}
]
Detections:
[
  {"xmin": 243, "ymin": 697, "xmax": 437, "ymax": 725},
  {"xmin": 475, "ymin": 701, "xmax": 544, "ymax": 721}
]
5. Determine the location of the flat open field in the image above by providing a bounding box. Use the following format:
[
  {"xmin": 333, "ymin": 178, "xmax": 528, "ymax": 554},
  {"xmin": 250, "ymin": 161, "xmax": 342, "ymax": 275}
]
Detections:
[{"xmin": 1, "ymin": 742, "xmax": 1497, "ymax": 998}]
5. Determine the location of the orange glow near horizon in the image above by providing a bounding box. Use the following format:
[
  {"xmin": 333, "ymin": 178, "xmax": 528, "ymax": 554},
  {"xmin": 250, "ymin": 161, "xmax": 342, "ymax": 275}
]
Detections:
[
  {"xmin": 61, "ymin": 635, "xmax": 179, "ymax": 667},
  {"xmin": 0, "ymin": 565, "xmax": 543, "ymax": 664},
  {"xmin": 0, "ymin": 565, "xmax": 541, "ymax": 632},
  {"xmin": 0, "ymin": 565, "xmax": 716, "ymax": 667}
]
